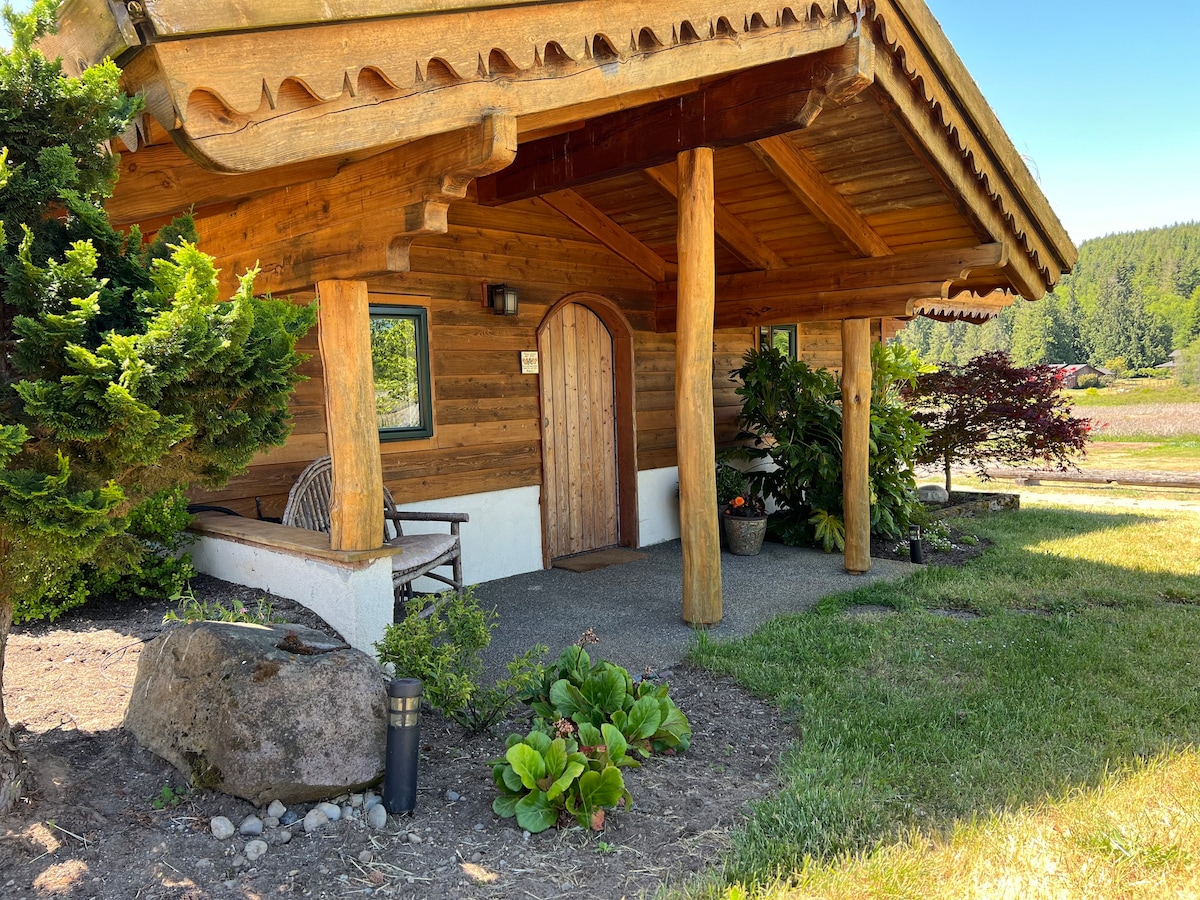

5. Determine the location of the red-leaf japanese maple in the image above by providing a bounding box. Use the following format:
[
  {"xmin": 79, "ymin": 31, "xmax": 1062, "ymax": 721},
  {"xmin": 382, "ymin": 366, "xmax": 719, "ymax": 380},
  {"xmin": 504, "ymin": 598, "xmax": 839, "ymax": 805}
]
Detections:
[{"xmin": 903, "ymin": 351, "xmax": 1091, "ymax": 493}]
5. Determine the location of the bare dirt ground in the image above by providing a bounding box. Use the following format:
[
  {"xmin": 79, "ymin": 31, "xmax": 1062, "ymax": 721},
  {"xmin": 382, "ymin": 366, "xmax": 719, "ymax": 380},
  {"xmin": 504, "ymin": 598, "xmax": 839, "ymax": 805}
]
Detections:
[{"xmin": 1, "ymin": 576, "xmax": 795, "ymax": 900}]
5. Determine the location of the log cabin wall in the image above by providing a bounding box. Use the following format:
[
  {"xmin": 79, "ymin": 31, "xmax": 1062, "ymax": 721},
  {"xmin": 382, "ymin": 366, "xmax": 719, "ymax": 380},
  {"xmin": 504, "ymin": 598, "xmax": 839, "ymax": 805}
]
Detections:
[{"xmin": 188, "ymin": 194, "xmax": 757, "ymax": 526}]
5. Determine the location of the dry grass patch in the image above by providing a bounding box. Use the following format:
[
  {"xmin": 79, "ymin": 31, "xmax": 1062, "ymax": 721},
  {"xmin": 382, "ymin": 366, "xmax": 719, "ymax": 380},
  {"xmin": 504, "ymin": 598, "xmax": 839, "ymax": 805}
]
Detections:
[{"xmin": 749, "ymin": 750, "xmax": 1200, "ymax": 900}]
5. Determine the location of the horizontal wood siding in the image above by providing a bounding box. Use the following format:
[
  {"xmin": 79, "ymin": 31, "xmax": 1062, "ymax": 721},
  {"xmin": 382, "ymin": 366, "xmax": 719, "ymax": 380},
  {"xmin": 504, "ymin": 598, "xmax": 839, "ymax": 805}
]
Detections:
[{"xmin": 186, "ymin": 192, "xmax": 876, "ymax": 516}]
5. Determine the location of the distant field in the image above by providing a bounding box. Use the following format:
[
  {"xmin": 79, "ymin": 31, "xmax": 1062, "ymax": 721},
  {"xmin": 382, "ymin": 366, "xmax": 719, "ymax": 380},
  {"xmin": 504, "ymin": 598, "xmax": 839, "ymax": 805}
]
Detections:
[
  {"xmin": 1060, "ymin": 379, "xmax": 1200, "ymax": 442},
  {"xmin": 1068, "ymin": 379, "xmax": 1200, "ymax": 407},
  {"xmin": 1081, "ymin": 404, "xmax": 1200, "ymax": 440}
]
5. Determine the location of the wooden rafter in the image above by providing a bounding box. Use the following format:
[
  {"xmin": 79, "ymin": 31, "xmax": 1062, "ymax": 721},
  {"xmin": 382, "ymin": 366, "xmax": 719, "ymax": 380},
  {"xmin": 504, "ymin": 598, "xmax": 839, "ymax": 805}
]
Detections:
[
  {"xmin": 477, "ymin": 38, "xmax": 874, "ymax": 205},
  {"xmin": 654, "ymin": 243, "xmax": 1006, "ymax": 331},
  {"xmin": 540, "ymin": 190, "xmax": 675, "ymax": 283},
  {"xmin": 641, "ymin": 164, "xmax": 786, "ymax": 272},
  {"xmin": 749, "ymin": 135, "xmax": 893, "ymax": 258}
]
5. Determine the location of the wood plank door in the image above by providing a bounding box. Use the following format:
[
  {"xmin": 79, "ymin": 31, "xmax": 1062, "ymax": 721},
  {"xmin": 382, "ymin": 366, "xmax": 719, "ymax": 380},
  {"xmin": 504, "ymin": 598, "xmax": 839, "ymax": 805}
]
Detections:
[{"xmin": 539, "ymin": 302, "xmax": 619, "ymax": 559}]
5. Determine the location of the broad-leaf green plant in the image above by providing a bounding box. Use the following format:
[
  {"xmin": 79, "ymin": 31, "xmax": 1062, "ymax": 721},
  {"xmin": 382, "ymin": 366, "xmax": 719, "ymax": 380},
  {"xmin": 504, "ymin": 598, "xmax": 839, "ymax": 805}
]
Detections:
[
  {"xmin": 491, "ymin": 723, "xmax": 635, "ymax": 833},
  {"xmin": 729, "ymin": 343, "xmax": 928, "ymax": 547},
  {"xmin": 523, "ymin": 641, "xmax": 691, "ymax": 756}
]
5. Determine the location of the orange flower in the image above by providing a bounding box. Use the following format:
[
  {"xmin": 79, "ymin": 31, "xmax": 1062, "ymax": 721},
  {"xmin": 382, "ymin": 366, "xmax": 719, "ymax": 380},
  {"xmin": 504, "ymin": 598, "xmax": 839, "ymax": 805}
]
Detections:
[{"xmin": 731, "ymin": 496, "xmax": 746, "ymax": 508}]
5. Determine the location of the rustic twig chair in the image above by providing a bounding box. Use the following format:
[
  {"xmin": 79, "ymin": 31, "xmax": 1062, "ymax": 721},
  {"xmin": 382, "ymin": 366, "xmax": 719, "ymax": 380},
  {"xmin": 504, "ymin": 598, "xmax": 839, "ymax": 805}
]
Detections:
[{"xmin": 282, "ymin": 456, "xmax": 468, "ymax": 608}]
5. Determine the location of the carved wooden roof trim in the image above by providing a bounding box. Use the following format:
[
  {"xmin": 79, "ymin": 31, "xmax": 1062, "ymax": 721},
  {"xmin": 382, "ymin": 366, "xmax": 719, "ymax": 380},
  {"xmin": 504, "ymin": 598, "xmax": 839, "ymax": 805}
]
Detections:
[
  {"xmin": 147, "ymin": 2, "xmax": 863, "ymax": 116},
  {"xmin": 865, "ymin": 0, "xmax": 1076, "ymax": 296}
]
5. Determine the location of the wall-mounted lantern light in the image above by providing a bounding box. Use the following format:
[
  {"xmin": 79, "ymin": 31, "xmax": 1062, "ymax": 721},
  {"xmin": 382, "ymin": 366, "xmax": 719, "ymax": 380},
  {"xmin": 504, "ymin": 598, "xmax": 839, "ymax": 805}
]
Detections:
[{"xmin": 486, "ymin": 283, "xmax": 519, "ymax": 316}]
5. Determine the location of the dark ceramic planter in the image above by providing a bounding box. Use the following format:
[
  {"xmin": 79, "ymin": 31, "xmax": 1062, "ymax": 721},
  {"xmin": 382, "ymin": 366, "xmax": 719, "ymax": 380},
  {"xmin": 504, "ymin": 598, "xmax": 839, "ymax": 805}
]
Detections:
[{"xmin": 723, "ymin": 513, "xmax": 768, "ymax": 556}]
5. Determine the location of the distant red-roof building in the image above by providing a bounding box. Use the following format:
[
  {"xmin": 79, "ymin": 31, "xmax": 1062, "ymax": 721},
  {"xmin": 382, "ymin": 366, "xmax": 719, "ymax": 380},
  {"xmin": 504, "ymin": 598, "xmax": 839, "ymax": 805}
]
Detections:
[{"xmin": 1047, "ymin": 364, "xmax": 1106, "ymax": 388}]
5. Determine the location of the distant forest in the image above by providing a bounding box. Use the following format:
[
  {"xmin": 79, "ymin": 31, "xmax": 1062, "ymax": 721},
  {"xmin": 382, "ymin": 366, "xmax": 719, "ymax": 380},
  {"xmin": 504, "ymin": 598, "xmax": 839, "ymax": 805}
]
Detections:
[{"xmin": 898, "ymin": 222, "xmax": 1200, "ymax": 371}]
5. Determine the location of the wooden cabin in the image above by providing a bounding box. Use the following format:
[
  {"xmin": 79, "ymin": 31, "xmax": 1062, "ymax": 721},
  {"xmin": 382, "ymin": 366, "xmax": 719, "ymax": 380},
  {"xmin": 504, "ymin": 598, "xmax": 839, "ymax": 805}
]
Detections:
[{"xmin": 43, "ymin": 0, "xmax": 1076, "ymax": 650}]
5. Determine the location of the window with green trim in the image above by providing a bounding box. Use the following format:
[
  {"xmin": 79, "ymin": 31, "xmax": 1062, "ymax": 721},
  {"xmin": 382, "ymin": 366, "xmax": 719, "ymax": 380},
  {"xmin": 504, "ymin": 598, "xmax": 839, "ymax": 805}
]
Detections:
[
  {"xmin": 758, "ymin": 324, "xmax": 797, "ymax": 359},
  {"xmin": 369, "ymin": 305, "xmax": 433, "ymax": 440}
]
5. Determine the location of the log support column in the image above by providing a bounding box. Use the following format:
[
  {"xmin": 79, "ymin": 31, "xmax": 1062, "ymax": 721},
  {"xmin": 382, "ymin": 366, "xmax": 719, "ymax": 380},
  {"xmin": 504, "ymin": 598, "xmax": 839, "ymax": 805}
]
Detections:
[
  {"xmin": 676, "ymin": 148, "xmax": 722, "ymax": 624},
  {"xmin": 841, "ymin": 317, "xmax": 872, "ymax": 574},
  {"xmin": 317, "ymin": 279, "xmax": 384, "ymax": 552}
]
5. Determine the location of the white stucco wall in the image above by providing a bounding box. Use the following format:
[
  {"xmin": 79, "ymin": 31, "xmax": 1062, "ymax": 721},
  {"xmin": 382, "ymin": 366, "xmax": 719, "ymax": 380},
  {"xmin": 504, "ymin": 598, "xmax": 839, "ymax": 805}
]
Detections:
[
  {"xmin": 637, "ymin": 466, "xmax": 682, "ymax": 546},
  {"xmin": 188, "ymin": 535, "xmax": 394, "ymax": 654},
  {"xmin": 191, "ymin": 476, "xmax": 683, "ymax": 644},
  {"xmin": 392, "ymin": 484, "xmax": 544, "ymax": 589}
]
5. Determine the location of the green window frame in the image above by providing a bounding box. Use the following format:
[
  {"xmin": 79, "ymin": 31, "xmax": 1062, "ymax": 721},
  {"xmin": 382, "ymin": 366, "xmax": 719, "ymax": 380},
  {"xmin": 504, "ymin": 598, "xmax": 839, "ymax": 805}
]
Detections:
[
  {"xmin": 758, "ymin": 324, "xmax": 798, "ymax": 360},
  {"xmin": 369, "ymin": 304, "xmax": 433, "ymax": 441}
]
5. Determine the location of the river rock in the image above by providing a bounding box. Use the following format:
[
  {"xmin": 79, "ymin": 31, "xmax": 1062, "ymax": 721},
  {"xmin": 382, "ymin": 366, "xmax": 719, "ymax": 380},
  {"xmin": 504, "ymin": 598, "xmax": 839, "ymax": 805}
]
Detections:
[{"xmin": 124, "ymin": 622, "xmax": 387, "ymax": 805}]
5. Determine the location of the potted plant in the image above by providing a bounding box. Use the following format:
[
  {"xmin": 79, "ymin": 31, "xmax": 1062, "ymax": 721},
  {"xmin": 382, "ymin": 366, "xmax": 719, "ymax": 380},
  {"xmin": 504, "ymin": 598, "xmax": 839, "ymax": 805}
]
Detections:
[{"xmin": 723, "ymin": 492, "xmax": 768, "ymax": 556}]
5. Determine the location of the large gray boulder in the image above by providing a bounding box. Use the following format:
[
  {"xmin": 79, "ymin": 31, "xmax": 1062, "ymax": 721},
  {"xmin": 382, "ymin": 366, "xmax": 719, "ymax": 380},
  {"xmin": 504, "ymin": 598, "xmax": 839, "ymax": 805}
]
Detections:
[
  {"xmin": 125, "ymin": 622, "xmax": 387, "ymax": 805},
  {"xmin": 917, "ymin": 484, "xmax": 950, "ymax": 503}
]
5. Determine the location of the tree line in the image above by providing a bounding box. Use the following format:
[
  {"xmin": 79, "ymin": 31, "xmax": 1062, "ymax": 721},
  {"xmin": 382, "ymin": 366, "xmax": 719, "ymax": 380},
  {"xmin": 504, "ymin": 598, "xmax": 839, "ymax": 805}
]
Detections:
[{"xmin": 900, "ymin": 222, "xmax": 1200, "ymax": 371}]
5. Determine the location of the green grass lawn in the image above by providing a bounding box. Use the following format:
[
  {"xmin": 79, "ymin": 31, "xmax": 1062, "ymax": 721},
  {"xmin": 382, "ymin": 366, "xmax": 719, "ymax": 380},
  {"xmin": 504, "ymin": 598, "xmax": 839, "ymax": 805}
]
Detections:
[{"xmin": 682, "ymin": 503, "xmax": 1200, "ymax": 899}]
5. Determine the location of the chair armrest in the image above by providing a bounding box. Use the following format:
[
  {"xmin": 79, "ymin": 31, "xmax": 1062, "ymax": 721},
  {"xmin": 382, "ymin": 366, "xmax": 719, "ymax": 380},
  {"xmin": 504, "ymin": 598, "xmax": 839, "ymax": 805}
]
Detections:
[{"xmin": 385, "ymin": 511, "xmax": 470, "ymax": 524}]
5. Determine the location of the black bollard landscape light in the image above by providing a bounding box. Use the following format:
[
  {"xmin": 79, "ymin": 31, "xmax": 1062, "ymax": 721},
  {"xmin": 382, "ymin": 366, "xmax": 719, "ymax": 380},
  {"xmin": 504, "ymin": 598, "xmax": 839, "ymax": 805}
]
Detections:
[
  {"xmin": 383, "ymin": 677, "xmax": 422, "ymax": 815},
  {"xmin": 909, "ymin": 524, "xmax": 924, "ymax": 564}
]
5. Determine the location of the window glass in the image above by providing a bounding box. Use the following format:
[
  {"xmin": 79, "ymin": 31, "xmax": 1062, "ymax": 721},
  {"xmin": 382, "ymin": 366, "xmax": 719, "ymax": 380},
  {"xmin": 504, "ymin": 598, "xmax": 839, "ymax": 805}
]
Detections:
[
  {"xmin": 369, "ymin": 305, "xmax": 433, "ymax": 440},
  {"xmin": 758, "ymin": 324, "xmax": 798, "ymax": 359}
]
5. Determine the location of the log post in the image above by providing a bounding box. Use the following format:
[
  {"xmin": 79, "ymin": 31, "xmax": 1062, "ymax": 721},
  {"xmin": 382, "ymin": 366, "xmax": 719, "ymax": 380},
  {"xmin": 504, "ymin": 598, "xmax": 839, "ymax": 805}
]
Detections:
[
  {"xmin": 317, "ymin": 280, "xmax": 384, "ymax": 551},
  {"xmin": 841, "ymin": 317, "xmax": 872, "ymax": 574},
  {"xmin": 676, "ymin": 147, "xmax": 722, "ymax": 625}
]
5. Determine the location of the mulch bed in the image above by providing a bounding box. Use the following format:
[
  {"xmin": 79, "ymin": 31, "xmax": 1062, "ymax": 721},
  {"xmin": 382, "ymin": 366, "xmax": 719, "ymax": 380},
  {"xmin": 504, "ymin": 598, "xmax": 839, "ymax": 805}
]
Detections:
[{"xmin": 3, "ymin": 578, "xmax": 796, "ymax": 899}]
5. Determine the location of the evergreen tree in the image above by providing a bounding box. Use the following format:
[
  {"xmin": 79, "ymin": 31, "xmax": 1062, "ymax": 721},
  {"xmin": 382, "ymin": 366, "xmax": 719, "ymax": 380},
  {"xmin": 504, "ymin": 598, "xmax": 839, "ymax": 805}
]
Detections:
[
  {"xmin": 1086, "ymin": 264, "xmax": 1170, "ymax": 369},
  {"xmin": 0, "ymin": 2, "xmax": 315, "ymax": 812}
]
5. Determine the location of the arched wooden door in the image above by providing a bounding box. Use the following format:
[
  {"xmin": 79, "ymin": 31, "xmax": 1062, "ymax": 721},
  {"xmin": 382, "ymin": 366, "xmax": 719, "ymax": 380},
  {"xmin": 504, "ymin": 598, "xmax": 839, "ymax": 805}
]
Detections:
[{"xmin": 539, "ymin": 302, "xmax": 619, "ymax": 559}]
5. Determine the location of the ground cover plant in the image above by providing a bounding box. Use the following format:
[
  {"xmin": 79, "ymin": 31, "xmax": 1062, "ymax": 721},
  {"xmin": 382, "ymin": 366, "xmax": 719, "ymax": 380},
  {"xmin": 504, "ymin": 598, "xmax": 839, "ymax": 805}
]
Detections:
[{"xmin": 685, "ymin": 501, "xmax": 1200, "ymax": 898}]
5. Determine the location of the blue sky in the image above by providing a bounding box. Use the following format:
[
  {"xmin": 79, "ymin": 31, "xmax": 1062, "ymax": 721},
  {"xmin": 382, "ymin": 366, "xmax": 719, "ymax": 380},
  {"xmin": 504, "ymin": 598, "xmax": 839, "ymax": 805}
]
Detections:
[
  {"xmin": 928, "ymin": 0, "xmax": 1200, "ymax": 244},
  {"xmin": 6, "ymin": 1, "xmax": 1197, "ymax": 246}
]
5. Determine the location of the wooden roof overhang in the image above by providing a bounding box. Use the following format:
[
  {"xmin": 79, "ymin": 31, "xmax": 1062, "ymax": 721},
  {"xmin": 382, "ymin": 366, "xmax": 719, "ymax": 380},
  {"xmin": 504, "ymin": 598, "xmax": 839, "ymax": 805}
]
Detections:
[{"xmin": 43, "ymin": 0, "xmax": 1077, "ymax": 328}]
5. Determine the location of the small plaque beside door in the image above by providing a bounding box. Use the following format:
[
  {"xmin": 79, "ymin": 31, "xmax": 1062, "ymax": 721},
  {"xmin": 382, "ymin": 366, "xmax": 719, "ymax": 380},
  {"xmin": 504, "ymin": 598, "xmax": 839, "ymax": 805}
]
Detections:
[{"xmin": 520, "ymin": 351, "xmax": 540, "ymax": 374}]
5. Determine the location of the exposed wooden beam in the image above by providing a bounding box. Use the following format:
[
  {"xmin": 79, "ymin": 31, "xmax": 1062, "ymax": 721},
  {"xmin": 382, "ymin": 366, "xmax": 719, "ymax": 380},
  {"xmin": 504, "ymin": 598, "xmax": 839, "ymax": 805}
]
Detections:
[
  {"xmin": 199, "ymin": 116, "xmax": 516, "ymax": 295},
  {"xmin": 642, "ymin": 164, "xmax": 786, "ymax": 272},
  {"xmin": 655, "ymin": 243, "xmax": 1004, "ymax": 330},
  {"xmin": 675, "ymin": 148, "xmax": 721, "ymax": 627},
  {"xmin": 108, "ymin": 141, "xmax": 350, "ymax": 228},
  {"xmin": 540, "ymin": 190, "xmax": 674, "ymax": 283},
  {"xmin": 841, "ymin": 318, "xmax": 872, "ymax": 575},
  {"xmin": 749, "ymin": 135, "xmax": 893, "ymax": 258},
  {"xmin": 477, "ymin": 38, "xmax": 874, "ymax": 205}
]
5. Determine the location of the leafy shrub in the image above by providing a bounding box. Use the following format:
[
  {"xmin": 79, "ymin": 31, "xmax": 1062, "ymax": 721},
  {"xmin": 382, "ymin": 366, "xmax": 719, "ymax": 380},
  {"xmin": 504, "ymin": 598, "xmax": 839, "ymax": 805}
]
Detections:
[
  {"xmin": 522, "ymin": 639, "xmax": 691, "ymax": 757},
  {"xmin": 491, "ymin": 723, "xmax": 635, "ymax": 833},
  {"xmin": 715, "ymin": 462, "xmax": 748, "ymax": 505},
  {"xmin": 730, "ymin": 343, "xmax": 927, "ymax": 549},
  {"xmin": 1074, "ymin": 373, "xmax": 1101, "ymax": 390},
  {"xmin": 374, "ymin": 588, "xmax": 546, "ymax": 733},
  {"xmin": 1178, "ymin": 339, "xmax": 1200, "ymax": 386},
  {"xmin": 17, "ymin": 488, "xmax": 196, "ymax": 624}
]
